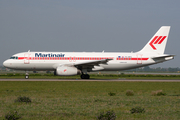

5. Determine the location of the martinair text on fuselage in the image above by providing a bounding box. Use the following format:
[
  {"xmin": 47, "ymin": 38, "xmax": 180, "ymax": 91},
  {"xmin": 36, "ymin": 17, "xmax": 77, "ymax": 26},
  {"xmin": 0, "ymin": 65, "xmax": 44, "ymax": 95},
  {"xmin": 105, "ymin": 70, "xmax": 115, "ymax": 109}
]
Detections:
[{"xmin": 35, "ymin": 53, "xmax": 65, "ymax": 57}]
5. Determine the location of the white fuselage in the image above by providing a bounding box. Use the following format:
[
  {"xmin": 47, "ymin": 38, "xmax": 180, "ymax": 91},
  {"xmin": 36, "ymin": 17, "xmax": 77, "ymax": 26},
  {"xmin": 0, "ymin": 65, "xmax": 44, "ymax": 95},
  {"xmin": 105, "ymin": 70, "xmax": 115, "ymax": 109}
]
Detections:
[{"xmin": 3, "ymin": 51, "xmax": 161, "ymax": 72}]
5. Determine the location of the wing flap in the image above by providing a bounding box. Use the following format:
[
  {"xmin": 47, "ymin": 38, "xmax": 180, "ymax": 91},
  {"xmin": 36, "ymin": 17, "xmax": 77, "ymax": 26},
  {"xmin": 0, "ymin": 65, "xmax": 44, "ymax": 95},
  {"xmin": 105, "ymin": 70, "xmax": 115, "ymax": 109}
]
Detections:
[
  {"xmin": 74, "ymin": 58, "xmax": 112, "ymax": 66},
  {"xmin": 74, "ymin": 58, "xmax": 113, "ymax": 70}
]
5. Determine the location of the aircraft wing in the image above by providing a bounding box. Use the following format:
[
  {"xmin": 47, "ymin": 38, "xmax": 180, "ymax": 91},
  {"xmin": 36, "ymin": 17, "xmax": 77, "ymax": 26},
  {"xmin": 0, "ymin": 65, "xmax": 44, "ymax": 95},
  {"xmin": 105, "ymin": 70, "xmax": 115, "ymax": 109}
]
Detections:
[
  {"xmin": 52, "ymin": 58, "xmax": 113, "ymax": 70},
  {"xmin": 74, "ymin": 58, "xmax": 113, "ymax": 71}
]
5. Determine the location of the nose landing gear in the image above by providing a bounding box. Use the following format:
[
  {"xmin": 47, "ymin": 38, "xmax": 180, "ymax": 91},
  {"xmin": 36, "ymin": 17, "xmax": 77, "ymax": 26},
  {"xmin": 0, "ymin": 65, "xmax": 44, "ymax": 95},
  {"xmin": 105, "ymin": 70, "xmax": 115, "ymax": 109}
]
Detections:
[
  {"xmin": 25, "ymin": 71, "xmax": 29, "ymax": 79},
  {"xmin": 25, "ymin": 75, "xmax": 29, "ymax": 79}
]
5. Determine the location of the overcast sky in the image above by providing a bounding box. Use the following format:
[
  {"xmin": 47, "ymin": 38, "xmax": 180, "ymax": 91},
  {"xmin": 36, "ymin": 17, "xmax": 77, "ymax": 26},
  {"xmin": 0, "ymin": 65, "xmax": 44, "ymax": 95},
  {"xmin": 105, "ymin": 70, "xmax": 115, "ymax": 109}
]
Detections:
[{"xmin": 0, "ymin": 0, "xmax": 180, "ymax": 68}]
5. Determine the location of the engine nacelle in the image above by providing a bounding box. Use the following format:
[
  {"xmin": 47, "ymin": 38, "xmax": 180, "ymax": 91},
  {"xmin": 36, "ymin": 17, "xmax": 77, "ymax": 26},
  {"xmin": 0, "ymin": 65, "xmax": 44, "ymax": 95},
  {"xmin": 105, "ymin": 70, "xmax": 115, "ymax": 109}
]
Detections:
[{"xmin": 56, "ymin": 66, "xmax": 81, "ymax": 76}]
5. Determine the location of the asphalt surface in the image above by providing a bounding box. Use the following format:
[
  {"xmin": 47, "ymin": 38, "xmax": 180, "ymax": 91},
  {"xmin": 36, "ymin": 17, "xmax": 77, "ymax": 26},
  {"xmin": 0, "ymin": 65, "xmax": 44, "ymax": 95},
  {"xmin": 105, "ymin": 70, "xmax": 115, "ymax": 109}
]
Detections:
[{"xmin": 0, "ymin": 79, "xmax": 180, "ymax": 82}]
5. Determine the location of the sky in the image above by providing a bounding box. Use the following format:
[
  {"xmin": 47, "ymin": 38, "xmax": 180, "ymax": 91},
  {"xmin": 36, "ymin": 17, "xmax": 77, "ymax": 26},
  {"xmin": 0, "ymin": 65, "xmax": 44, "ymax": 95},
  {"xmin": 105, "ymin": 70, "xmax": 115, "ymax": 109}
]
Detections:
[{"xmin": 0, "ymin": 0, "xmax": 180, "ymax": 68}]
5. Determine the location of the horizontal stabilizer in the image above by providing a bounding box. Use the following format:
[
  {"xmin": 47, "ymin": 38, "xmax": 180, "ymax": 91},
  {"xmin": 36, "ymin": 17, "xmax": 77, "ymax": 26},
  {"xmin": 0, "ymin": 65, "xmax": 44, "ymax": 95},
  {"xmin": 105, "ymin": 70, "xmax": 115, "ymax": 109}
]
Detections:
[{"xmin": 151, "ymin": 54, "xmax": 175, "ymax": 62}]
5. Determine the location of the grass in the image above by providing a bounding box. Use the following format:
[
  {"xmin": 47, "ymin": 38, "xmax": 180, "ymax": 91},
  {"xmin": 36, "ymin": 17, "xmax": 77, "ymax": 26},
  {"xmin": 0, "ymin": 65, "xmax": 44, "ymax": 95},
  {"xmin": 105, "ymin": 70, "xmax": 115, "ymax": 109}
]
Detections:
[
  {"xmin": 1, "ymin": 73, "xmax": 180, "ymax": 79},
  {"xmin": 0, "ymin": 81, "xmax": 180, "ymax": 119},
  {"xmin": 126, "ymin": 90, "xmax": 134, "ymax": 96}
]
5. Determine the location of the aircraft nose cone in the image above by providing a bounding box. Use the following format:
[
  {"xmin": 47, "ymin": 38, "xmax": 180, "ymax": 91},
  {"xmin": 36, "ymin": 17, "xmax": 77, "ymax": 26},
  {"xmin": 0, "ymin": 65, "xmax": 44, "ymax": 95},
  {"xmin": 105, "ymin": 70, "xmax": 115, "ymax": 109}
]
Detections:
[
  {"xmin": 3, "ymin": 60, "xmax": 10, "ymax": 68},
  {"xmin": 3, "ymin": 61, "xmax": 7, "ymax": 67}
]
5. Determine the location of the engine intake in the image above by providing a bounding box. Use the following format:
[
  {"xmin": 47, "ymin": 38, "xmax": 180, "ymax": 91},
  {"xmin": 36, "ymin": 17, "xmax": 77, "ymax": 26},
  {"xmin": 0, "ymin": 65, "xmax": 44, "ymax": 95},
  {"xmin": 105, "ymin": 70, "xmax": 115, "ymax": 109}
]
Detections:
[{"xmin": 56, "ymin": 66, "xmax": 81, "ymax": 76}]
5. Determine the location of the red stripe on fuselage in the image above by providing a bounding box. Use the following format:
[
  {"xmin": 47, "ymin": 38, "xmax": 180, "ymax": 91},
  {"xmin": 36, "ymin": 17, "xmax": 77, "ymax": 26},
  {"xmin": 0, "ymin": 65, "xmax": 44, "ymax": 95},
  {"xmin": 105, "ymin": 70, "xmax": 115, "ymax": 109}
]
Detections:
[{"xmin": 18, "ymin": 57, "xmax": 149, "ymax": 61}]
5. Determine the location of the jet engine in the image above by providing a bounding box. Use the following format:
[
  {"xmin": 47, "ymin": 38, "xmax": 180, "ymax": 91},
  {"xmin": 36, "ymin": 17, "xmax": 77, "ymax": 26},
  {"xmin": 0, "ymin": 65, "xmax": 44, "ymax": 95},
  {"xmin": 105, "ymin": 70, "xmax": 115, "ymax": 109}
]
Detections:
[{"xmin": 56, "ymin": 66, "xmax": 81, "ymax": 76}]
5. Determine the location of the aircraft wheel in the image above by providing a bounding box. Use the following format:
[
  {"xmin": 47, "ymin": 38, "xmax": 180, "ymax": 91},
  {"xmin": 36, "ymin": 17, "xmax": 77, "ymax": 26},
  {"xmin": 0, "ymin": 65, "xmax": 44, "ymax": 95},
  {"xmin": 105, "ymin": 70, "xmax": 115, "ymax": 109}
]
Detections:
[
  {"xmin": 81, "ymin": 74, "xmax": 90, "ymax": 79},
  {"xmin": 25, "ymin": 75, "xmax": 29, "ymax": 79},
  {"xmin": 81, "ymin": 74, "xmax": 85, "ymax": 79},
  {"xmin": 86, "ymin": 74, "xmax": 90, "ymax": 79}
]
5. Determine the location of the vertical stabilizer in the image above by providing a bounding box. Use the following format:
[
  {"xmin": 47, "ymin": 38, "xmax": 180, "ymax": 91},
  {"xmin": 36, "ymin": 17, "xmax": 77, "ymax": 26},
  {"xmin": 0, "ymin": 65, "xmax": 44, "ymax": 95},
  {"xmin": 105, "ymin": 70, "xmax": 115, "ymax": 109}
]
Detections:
[{"xmin": 139, "ymin": 26, "xmax": 170, "ymax": 54}]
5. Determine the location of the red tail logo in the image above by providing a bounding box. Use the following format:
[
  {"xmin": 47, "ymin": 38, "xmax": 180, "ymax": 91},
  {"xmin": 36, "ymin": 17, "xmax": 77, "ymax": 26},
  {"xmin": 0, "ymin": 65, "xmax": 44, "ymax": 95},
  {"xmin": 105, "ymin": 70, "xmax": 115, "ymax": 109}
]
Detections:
[{"xmin": 149, "ymin": 36, "xmax": 167, "ymax": 50}]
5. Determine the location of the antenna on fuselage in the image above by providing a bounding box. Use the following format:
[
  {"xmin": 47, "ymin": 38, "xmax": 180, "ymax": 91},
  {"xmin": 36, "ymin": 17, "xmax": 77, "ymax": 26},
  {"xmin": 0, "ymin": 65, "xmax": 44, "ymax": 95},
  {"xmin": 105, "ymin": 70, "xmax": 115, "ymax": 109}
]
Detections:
[{"xmin": 28, "ymin": 50, "xmax": 30, "ymax": 52}]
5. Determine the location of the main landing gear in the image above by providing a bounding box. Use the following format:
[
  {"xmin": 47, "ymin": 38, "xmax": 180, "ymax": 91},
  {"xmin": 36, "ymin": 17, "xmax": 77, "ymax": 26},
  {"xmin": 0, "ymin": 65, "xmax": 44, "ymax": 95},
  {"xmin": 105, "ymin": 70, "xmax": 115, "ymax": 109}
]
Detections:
[{"xmin": 81, "ymin": 74, "xmax": 90, "ymax": 79}]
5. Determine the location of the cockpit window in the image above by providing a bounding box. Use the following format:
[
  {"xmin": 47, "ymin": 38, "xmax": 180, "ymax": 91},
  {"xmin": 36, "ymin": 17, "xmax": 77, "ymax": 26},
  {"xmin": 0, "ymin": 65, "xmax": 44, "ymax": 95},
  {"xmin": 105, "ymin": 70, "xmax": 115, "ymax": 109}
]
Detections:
[
  {"xmin": 10, "ymin": 56, "xmax": 18, "ymax": 59},
  {"xmin": 10, "ymin": 57, "xmax": 15, "ymax": 59}
]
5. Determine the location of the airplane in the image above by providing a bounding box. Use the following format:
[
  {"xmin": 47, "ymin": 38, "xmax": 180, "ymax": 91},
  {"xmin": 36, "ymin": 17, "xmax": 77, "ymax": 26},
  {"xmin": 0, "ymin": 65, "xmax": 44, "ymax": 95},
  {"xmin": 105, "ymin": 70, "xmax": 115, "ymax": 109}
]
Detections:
[{"xmin": 3, "ymin": 26, "xmax": 174, "ymax": 79}]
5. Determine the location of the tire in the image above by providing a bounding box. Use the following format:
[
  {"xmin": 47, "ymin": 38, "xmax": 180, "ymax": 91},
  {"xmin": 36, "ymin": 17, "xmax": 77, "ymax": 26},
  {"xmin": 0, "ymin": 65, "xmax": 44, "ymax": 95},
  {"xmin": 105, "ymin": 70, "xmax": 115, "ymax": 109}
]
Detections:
[
  {"xmin": 81, "ymin": 74, "xmax": 90, "ymax": 79},
  {"xmin": 25, "ymin": 75, "xmax": 29, "ymax": 79},
  {"xmin": 86, "ymin": 74, "xmax": 90, "ymax": 79},
  {"xmin": 81, "ymin": 74, "xmax": 85, "ymax": 79}
]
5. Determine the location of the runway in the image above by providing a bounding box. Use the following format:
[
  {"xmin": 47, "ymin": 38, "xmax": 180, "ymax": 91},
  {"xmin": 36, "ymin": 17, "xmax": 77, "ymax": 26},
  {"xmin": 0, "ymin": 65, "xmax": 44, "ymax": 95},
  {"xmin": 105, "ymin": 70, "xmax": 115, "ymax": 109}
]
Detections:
[{"xmin": 0, "ymin": 79, "xmax": 180, "ymax": 82}]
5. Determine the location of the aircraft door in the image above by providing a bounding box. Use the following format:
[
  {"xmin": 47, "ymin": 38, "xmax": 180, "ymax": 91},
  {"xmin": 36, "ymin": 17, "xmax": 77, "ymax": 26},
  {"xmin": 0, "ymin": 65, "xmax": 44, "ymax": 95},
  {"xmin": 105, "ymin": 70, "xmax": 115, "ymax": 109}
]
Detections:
[
  {"xmin": 24, "ymin": 54, "xmax": 30, "ymax": 64},
  {"xmin": 137, "ymin": 54, "xmax": 142, "ymax": 64}
]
